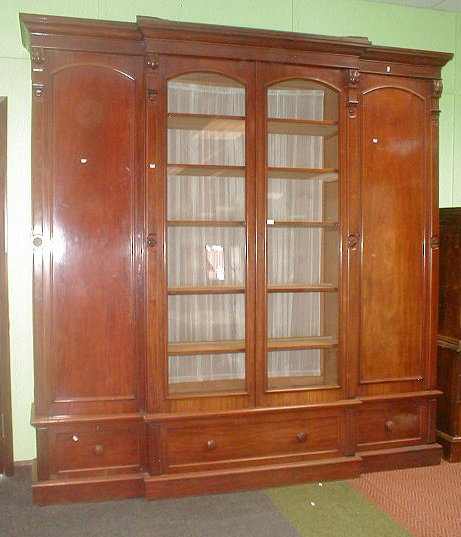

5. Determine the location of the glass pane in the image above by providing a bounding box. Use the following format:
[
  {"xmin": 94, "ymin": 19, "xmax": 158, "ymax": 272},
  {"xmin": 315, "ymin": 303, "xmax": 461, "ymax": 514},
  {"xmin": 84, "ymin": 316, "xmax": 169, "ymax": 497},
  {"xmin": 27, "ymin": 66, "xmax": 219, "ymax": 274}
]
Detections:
[
  {"xmin": 268, "ymin": 80, "xmax": 337, "ymax": 121},
  {"xmin": 166, "ymin": 72, "xmax": 247, "ymax": 397},
  {"xmin": 168, "ymin": 353, "xmax": 245, "ymax": 394},
  {"xmin": 168, "ymin": 175, "xmax": 245, "ymax": 221},
  {"xmin": 168, "ymin": 294, "xmax": 245, "ymax": 343},
  {"xmin": 267, "ymin": 226, "xmax": 339, "ymax": 286},
  {"xmin": 168, "ymin": 73, "xmax": 245, "ymax": 116},
  {"xmin": 168, "ymin": 128, "xmax": 245, "ymax": 166},
  {"xmin": 266, "ymin": 78, "xmax": 339, "ymax": 392},
  {"xmin": 268, "ymin": 349, "xmax": 338, "ymax": 389},
  {"xmin": 168, "ymin": 227, "xmax": 245, "ymax": 287},
  {"xmin": 268, "ymin": 133, "xmax": 323, "ymax": 168},
  {"xmin": 268, "ymin": 179, "xmax": 337, "ymax": 222},
  {"xmin": 269, "ymin": 292, "xmax": 335, "ymax": 339}
]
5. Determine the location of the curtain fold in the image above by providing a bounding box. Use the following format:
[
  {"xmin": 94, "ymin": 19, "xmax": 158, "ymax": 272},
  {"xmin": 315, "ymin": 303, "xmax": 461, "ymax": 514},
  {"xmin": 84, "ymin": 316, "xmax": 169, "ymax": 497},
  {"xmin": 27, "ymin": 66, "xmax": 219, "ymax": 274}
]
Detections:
[{"xmin": 167, "ymin": 78, "xmax": 328, "ymax": 386}]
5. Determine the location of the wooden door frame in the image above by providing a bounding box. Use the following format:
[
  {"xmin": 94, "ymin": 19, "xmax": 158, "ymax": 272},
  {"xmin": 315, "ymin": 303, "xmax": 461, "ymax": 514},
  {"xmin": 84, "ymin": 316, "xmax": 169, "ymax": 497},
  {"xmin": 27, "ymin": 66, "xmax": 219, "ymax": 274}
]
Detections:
[{"xmin": 0, "ymin": 96, "xmax": 13, "ymax": 476}]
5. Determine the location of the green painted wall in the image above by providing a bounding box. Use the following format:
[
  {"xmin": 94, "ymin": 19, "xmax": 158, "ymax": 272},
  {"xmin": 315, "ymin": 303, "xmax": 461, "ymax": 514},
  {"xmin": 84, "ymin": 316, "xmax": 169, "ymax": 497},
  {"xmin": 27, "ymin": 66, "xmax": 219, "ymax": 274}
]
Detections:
[{"xmin": 0, "ymin": 0, "xmax": 458, "ymax": 461}]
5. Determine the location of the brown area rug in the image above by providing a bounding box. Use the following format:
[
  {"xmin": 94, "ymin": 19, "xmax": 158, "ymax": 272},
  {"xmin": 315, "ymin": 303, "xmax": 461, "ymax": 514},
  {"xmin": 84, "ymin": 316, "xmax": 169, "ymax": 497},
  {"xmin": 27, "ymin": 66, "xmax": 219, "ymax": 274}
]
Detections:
[{"xmin": 349, "ymin": 461, "xmax": 461, "ymax": 537}]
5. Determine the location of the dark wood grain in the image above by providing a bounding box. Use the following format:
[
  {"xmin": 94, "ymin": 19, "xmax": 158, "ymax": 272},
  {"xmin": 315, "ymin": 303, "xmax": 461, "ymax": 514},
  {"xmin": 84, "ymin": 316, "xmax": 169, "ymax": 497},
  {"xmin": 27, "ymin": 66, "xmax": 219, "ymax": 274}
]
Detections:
[
  {"xmin": 436, "ymin": 208, "xmax": 461, "ymax": 461},
  {"xmin": 0, "ymin": 97, "xmax": 13, "ymax": 476}
]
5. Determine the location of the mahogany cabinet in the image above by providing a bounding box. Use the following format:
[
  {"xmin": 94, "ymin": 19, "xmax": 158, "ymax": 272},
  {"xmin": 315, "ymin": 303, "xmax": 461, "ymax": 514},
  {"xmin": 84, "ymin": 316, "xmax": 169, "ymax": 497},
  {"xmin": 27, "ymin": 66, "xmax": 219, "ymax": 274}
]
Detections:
[
  {"xmin": 20, "ymin": 13, "xmax": 452, "ymax": 504},
  {"xmin": 437, "ymin": 208, "xmax": 461, "ymax": 461}
]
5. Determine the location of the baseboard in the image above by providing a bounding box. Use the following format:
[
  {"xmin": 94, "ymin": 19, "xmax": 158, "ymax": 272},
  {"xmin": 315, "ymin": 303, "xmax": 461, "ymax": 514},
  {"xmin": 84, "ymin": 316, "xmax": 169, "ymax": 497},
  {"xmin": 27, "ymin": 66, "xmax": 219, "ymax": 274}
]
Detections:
[
  {"xmin": 32, "ymin": 470, "xmax": 147, "ymax": 505},
  {"xmin": 145, "ymin": 456, "xmax": 362, "ymax": 500},
  {"xmin": 360, "ymin": 443, "xmax": 442, "ymax": 473},
  {"xmin": 436, "ymin": 430, "xmax": 461, "ymax": 462}
]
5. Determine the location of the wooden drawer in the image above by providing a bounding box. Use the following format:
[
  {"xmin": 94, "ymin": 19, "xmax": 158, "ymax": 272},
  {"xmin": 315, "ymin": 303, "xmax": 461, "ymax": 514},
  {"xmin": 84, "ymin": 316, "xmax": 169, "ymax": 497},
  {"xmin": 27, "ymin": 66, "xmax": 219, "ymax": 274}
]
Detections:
[
  {"xmin": 356, "ymin": 399, "xmax": 427, "ymax": 451},
  {"xmin": 46, "ymin": 421, "xmax": 144, "ymax": 478},
  {"xmin": 159, "ymin": 409, "xmax": 344, "ymax": 473}
]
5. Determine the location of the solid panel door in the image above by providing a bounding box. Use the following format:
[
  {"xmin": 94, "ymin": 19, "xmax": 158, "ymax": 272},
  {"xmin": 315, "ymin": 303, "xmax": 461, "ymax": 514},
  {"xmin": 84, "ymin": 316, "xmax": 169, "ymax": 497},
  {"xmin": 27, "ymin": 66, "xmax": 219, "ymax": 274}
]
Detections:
[
  {"xmin": 146, "ymin": 56, "xmax": 256, "ymax": 412},
  {"xmin": 358, "ymin": 74, "xmax": 433, "ymax": 396},
  {"xmin": 33, "ymin": 51, "xmax": 144, "ymax": 416},
  {"xmin": 256, "ymin": 63, "xmax": 348, "ymax": 407}
]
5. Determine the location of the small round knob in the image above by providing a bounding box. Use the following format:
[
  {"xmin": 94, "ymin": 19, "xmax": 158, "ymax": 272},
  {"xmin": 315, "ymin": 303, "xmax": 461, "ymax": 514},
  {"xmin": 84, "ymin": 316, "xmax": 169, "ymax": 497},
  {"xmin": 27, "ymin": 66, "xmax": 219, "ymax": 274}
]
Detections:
[
  {"xmin": 385, "ymin": 420, "xmax": 396, "ymax": 432},
  {"xmin": 72, "ymin": 434, "xmax": 79, "ymax": 442},
  {"xmin": 147, "ymin": 234, "xmax": 157, "ymax": 247},
  {"xmin": 297, "ymin": 431, "xmax": 308, "ymax": 443},
  {"xmin": 205, "ymin": 439, "xmax": 217, "ymax": 450},
  {"xmin": 94, "ymin": 444, "xmax": 104, "ymax": 455}
]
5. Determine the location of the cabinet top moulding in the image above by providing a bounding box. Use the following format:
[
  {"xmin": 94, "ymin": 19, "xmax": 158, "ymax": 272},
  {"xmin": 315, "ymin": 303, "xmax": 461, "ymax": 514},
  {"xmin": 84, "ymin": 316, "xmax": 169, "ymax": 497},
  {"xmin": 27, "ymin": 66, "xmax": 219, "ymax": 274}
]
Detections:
[{"xmin": 20, "ymin": 13, "xmax": 452, "ymax": 72}]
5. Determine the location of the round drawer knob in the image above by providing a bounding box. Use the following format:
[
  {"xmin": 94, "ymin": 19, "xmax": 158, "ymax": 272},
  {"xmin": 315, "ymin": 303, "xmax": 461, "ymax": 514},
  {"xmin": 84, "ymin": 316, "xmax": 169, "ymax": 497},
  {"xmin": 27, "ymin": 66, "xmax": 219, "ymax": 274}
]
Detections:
[
  {"xmin": 205, "ymin": 439, "xmax": 217, "ymax": 450},
  {"xmin": 94, "ymin": 444, "xmax": 104, "ymax": 455},
  {"xmin": 385, "ymin": 420, "xmax": 396, "ymax": 432},
  {"xmin": 297, "ymin": 431, "xmax": 308, "ymax": 443},
  {"xmin": 72, "ymin": 434, "xmax": 79, "ymax": 442}
]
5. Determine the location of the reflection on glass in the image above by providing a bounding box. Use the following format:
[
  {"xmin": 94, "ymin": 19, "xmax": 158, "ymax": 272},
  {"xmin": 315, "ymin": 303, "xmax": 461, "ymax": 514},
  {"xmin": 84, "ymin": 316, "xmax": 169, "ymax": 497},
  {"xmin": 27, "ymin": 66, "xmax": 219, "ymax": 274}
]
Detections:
[{"xmin": 168, "ymin": 227, "xmax": 245, "ymax": 287}]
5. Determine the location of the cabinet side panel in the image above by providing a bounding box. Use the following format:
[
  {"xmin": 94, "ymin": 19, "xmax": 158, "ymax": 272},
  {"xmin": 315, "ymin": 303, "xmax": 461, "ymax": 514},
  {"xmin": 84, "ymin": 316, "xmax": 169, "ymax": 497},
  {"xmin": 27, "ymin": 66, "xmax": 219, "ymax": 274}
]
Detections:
[
  {"xmin": 50, "ymin": 64, "xmax": 137, "ymax": 407},
  {"xmin": 438, "ymin": 209, "xmax": 461, "ymax": 338},
  {"xmin": 360, "ymin": 85, "xmax": 425, "ymax": 384}
]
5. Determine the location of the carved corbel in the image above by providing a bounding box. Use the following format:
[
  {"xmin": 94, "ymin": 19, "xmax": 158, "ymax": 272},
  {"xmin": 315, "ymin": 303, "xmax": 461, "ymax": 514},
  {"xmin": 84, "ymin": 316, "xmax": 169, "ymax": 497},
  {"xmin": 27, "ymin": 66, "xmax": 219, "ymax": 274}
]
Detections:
[
  {"xmin": 147, "ymin": 88, "xmax": 158, "ymax": 104},
  {"xmin": 347, "ymin": 69, "xmax": 360, "ymax": 118},
  {"xmin": 146, "ymin": 59, "xmax": 160, "ymax": 71},
  {"xmin": 31, "ymin": 48, "xmax": 45, "ymax": 73},
  {"xmin": 32, "ymin": 83, "xmax": 44, "ymax": 99},
  {"xmin": 431, "ymin": 79, "xmax": 443, "ymax": 124}
]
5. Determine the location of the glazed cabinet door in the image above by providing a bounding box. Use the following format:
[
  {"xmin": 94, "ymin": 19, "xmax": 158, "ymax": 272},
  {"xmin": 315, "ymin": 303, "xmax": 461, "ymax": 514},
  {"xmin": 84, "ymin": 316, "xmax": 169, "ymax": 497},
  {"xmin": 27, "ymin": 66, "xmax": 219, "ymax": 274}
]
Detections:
[
  {"xmin": 356, "ymin": 73, "xmax": 436, "ymax": 397},
  {"xmin": 32, "ymin": 50, "xmax": 145, "ymax": 417},
  {"xmin": 255, "ymin": 63, "xmax": 349, "ymax": 407},
  {"xmin": 146, "ymin": 56, "xmax": 256, "ymax": 412}
]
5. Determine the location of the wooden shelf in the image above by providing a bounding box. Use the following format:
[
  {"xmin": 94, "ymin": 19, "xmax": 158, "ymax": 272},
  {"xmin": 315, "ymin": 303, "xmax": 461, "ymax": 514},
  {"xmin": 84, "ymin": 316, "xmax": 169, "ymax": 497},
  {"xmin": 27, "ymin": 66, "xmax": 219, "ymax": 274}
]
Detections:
[
  {"xmin": 268, "ymin": 220, "xmax": 338, "ymax": 228},
  {"xmin": 168, "ymin": 113, "xmax": 245, "ymax": 132},
  {"xmin": 168, "ymin": 285, "xmax": 245, "ymax": 295},
  {"xmin": 168, "ymin": 378, "xmax": 246, "ymax": 395},
  {"xmin": 268, "ymin": 167, "xmax": 338, "ymax": 181},
  {"xmin": 168, "ymin": 340, "xmax": 246, "ymax": 356},
  {"xmin": 168, "ymin": 336, "xmax": 338, "ymax": 356},
  {"xmin": 268, "ymin": 284, "xmax": 338, "ymax": 293},
  {"xmin": 168, "ymin": 164, "xmax": 246, "ymax": 177},
  {"xmin": 268, "ymin": 336, "xmax": 338, "ymax": 351},
  {"xmin": 167, "ymin": 220, "xmax": 245, "ymax": 227},
  {"xmin": 267, "ymin": 118, "xmax": 337, "ymax": 136}
]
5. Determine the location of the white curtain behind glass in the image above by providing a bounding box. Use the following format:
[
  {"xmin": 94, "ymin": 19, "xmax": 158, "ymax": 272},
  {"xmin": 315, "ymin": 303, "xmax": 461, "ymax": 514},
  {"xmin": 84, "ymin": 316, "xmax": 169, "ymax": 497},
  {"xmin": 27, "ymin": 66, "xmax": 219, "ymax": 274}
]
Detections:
[{"xmin": 167, "ymin": 79, "xmax": 326, "ymax": 385}]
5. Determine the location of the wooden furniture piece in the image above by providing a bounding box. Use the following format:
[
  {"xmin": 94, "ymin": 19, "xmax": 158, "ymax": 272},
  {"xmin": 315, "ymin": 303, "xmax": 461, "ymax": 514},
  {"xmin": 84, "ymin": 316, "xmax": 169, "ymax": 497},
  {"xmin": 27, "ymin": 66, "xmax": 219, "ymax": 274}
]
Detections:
[
  {"xmin": 19, "ymin": 13, "xmax": 452, "ymax": 505},
  {"xmin": 0, "ymin": 96, "xmax": 13, "ymax": 477},
  {"xmin": 437, "ymin": 208, "xmax": 461, "ymax": 461}
]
